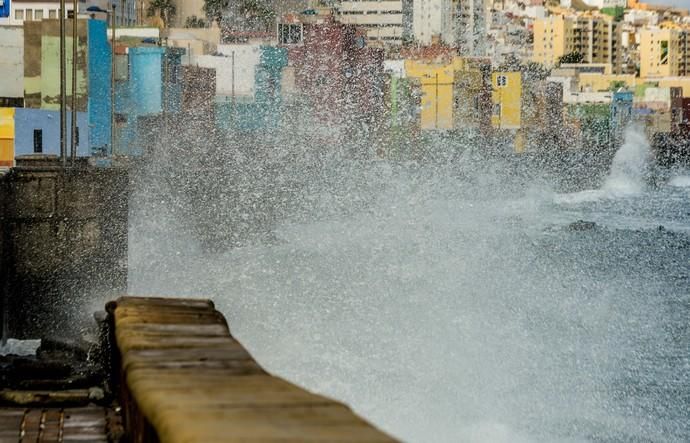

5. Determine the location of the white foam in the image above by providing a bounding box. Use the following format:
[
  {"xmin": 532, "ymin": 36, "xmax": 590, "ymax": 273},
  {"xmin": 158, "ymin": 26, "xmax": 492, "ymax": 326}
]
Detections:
[
  {"xmin": 0, "ymin": 338, "xmax": 41, "ymax": 356},
  {"xmin": 668, "ymin": 175, "xmax": 690, "ymax": 188},
  {"xmin": 555, "ymin": 125, "xmax": 651, "ymax": 204}
]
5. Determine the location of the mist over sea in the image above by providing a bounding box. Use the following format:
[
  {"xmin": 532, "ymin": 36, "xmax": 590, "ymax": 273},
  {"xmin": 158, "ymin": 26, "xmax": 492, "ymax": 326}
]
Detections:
[{"xmin": 129, "ymin": 128, "xmax": 690, "ymax": 442}]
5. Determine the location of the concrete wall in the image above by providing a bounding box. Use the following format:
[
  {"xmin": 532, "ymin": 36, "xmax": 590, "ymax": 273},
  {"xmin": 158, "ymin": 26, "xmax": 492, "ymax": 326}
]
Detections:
[
  {"xmin": 0, "ymin": 26, "xmax": 24, "ymax": 100},
  {"xmin": 0, "ymin": 157, "xmax": 128, "ymax": 340}
]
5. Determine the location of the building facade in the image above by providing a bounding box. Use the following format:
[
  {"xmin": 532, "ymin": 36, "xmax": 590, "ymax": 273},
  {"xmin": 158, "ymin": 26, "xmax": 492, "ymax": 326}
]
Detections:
[
  {"xmin": 533, "ymin": 13, "xmax": 623, "ymax": 73},
  {"xmin": 453, "ymin": 0, "xmax": 487, "ymax": 56},
  {"xmin": 413, "ymin": 0, "xmax": 454, "ymax": 44},
  {"xmin": 6, "ymin": 0, "xmax": 74, "ymax": 25},
  {"xmin": 336, "ymin": 0, "xmax": 405, "ymax": 45},
  {"xmin": 639, "ymin": 27, "xmax": 690, "ymax": 78},
  {"xmin": 0, "ymin": 26, "xmax": 24, "ymax": 107}
]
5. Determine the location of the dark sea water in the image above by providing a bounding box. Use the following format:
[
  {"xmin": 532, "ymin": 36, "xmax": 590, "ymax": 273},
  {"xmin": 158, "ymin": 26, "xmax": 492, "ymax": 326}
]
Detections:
[{"xmin": 129, "ymin": 129, "xmax": 690, "ymax": 442}]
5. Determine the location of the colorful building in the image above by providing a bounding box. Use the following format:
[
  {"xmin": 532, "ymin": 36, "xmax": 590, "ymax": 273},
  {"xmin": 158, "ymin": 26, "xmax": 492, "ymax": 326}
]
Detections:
[
  {"xmin": 0, "ymin": 108, "xmax": 14, "ymax": 167},
  {"xmin": 215, "ymin": 45, "xmax": 288, "ymax": 132},
  {"xmin": 87, "ymin": 18, "xmax": 112, "ymax": 154},
  {"xmin": 405, "ymin": 59, "xmax": 456, "ymax": 130},
  {"xmin": 23, "ymin": 19, "xmax": 88, "ymax": 110},
  {"xmin": 491, "ymin": 71, "xmax": 522, "ymax": 130},
  {"xmin": 0, "ymin": 108, "xmax": 89, "ymax": 164},
  {"xmin": 281, "ymin": 14, "xmax": 385, "ymax": 131}
]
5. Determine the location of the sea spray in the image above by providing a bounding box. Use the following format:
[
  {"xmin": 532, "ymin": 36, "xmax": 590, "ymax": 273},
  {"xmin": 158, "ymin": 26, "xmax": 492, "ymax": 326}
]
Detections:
[
  {"xmin": 602, "ymin": 125, "xmax": 651, "ymax": 196},
  {"xmin": 129, "ymin": 133, "xmax": 690, "ymax": 442}
]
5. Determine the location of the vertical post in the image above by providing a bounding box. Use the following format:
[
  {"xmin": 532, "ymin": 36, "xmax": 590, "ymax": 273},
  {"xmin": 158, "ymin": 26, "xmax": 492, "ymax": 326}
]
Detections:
[
  {"xmin": 111, "ymin": 4, "xmax": 117, "ymax": 157},
  {"xmin": 163, "ymin": 38, "xmax": 168, "ymax": 134},
  {"xmin": 70, "ymin": 0, "xmax": 78, "ymax": 164},
  {"xmin": 435, "ymin": 73, "xmax": 439, "ymax": 129},
  {"xmin": 231, "ymin": 51, "xmax": 236, "ymax": 107},
  {"xmin": 60, "ymin": 0, "xmax": 67, "ymax": 165}
]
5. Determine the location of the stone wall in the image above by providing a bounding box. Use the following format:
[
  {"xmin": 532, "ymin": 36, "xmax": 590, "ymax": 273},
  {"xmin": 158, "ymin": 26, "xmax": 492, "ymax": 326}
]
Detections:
[{"xmin": 1, "ymin": 156, "xmax": 128, "ymax": 340}]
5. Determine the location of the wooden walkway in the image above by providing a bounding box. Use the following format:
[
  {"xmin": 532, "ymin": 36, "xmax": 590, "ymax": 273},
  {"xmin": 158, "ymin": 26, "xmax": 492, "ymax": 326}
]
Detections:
[
  {"xmin": 109, "ymin": 296, "xmax": 396, "ymax": 443},
  {"xmin": 0, "ymin": 406, "xmax": 119, "ymax": 442}
]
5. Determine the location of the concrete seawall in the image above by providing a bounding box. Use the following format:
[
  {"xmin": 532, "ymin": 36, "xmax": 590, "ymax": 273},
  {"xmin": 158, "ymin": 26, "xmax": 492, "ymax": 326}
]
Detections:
[
  {"xmin": 0, "ymin": 155, "xmax": 128, "ymax": 340},
  {"xmin": 107, "ymin": 296, "xmax": 397, "ymax": 442}
]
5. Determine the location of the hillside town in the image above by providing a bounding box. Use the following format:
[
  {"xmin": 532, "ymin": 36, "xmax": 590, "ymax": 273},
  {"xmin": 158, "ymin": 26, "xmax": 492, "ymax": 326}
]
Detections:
[{"xmin": 1, "ymin": 0, "xmax": 689, "ymax": 166}]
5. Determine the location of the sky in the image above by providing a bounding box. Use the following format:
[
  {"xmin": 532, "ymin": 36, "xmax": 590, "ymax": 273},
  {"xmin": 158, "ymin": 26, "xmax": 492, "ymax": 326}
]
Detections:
[{"xmin": 644, "ymin": 0, "xmax": 690, "ymax": 9}]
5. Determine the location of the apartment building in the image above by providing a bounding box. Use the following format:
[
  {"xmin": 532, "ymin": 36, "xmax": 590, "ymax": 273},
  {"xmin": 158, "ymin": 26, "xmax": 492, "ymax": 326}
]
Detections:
[
  {"xmin": 533, "ymin": 13, "xmax": 623, "ymax": 73},
  {"xmin": 336, "ymin": 0, "xmax": 407, "ymax": 44},
  {"xmin": 453, "ymin": 0, "xmax": 487, "ymax": 56},
  {"xmin": 6, "ymin": 0, "xmax": 75, "ymax": 25},
  {"xmin": 413, "ymin": 0, "xmax": 454, "ymax": 44},
  {"xmin": 639, "ymin": 26, "xmax": 690, "ymax": 78},
  {"xmin": 7, "ymin": 0, "xmax": 137, "ymax": 26}
]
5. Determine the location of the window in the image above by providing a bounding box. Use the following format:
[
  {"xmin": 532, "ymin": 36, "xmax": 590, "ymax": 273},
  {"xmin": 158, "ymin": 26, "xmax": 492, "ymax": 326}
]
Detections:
[
  {"xmin": 493, "ymin": 103, "xmax": 501, "ymax": 117},
  {"xmin": 25, "ymin": 9, "xmax": 32, "ymax": 20},
  {"xmin": 496, "ymin": 75, "xmax": 508, "ymax": 87},
  {"xmin": 278, "ymin": 23, "xmax": 302, "ymax": 45},
  {"xmin": 49, "ymin": 9, "xmax": 56, "ymax": 18},
  {"xmin": 33, "ymin": 129, "xmax": 43, "ymax": 153},
  {"xmin": 15, "ymin": 9, "xmax": 23, "ymax": 20},
  {"xmin": 34, "ymin": 9, "xmax": 43, "ymax": 20},
  {"xmin": 660, "ymin": 40, "xmax": 669, "ymax": 65}
]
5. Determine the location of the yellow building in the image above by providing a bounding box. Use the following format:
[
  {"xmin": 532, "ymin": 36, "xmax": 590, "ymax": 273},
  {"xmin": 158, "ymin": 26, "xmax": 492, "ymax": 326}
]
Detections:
[
  {"xmin": 578, "ymin": 73, "xmax": 639, "ymax": 91},
  {"xmin": 0, "ymin": 108, "xmax": 15, "ymax": 168},
  {"xmin": 533, "ymin": 13, "xmax": 623, "ymax": 73},
  {"xmin": 453, "ymin": 57, "xmax": 491, "ymax": 130},
  {"xmin": 639, "ymin": 26, "xmax": 690, "ymax": 78},
  {"xmin": 657, "ymin": 77, "xmax": 690, "ymax": 96},
  {"xmin": 491, "ymin": 72, "xmax": 522, "ymax": 130},
  {"xmin": 404, "ymin": 59, "xmax": 457, "ymax": 130}
]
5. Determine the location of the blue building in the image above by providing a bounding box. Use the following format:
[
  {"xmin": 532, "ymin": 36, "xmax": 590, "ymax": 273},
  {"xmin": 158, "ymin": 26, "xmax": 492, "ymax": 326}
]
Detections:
[
  {"xmin": 87, "ymin": 18, "xmax": 112, "ymax": 156},
  {"xmin": 611, "ymin": 91, "xmax": 634, "ymax": 131},
  {"xmin": 14, "ymin": 108, "xmax": 89, "ymax": 157},
  {"xmin": 114, "ymin": 46, "xmax": 183, "ymax": 156},
  {"xmin": 217, "ymin": 45, "xmax": 288, "ymax": 132}
]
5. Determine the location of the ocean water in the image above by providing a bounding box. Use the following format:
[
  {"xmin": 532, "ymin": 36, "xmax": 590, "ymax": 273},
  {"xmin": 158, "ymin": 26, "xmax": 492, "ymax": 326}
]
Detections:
[{"xmin": 129, "ymin": 128, "xmax": 690, "ymax": 442}]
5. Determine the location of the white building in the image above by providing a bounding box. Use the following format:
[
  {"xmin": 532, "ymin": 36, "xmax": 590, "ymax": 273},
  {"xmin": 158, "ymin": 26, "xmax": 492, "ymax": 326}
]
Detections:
[
  {"xmin": 190, "ymin": 44, "xmax": 262, "ymax": 100},
  {"xmin": 454, "ymin": 0, "xmax": 488, "ymax": 55},
  {"xmin": 413, "ymin": 0, "xmax": 453, "ymax": 44},
  {"xmin": 6, "ymin": 0, "xmax": 75, "ymax": 25},
  {"xmin": 0, "ymin": 26, "xmax": 24, "ymax": 105},
  {"xmin": 6, "ymin": 0, "xmax": 137, "ymax": 26},
  {"xmin": 336, "ymin": 0, "xmax": 405, "ymax": 45},
  {"xmin": 580, "ymin": 0, "xmax": 626, "ymax": 8}
]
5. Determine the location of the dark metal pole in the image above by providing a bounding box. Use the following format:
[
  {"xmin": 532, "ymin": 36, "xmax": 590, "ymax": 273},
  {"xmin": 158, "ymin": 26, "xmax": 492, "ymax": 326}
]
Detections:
[
  {"xmin": 163, "ymin": 38, "xmax": 168, "ymax": 132},
  {"xmin": 60, "ymin": 0, "xmax": 67, "ymax": 165},
  {"xmin": 70, "ymin": 0, "xmax": 78, "ymax": 164},
  {"xmin": 435, "ymin": 73, "xmax": 439, "ymax": 129},
  {"xmin": 111, "ymin": 4, "xmax": 116, "ymax": 157}
]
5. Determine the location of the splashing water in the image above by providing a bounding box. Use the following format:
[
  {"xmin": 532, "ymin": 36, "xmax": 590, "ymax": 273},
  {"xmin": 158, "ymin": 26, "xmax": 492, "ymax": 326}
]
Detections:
[
  {"xmin": 129, "ymin": 131, "xmax": 690, "ymax": 442},
  {"xmin": 602, "ymin": 126, "xmax": 651, "ymax": 196},
  {"xmin": 555, "ymin": 126, "xmax": 652, "ymax": 204},
  {"xmin": 668, "ymin": 174, "xmax": 690, "ymax": 188}
]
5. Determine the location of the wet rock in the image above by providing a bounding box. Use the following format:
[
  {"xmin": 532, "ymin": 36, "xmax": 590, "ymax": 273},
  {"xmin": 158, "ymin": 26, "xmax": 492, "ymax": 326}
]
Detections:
[
  {"xmin": 37, "ymin": 338, "xmax": 88, "ymax": 362},
  {"xmin": 567, "ymin": 220, "xmax": 598, "ymax": 231}
]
